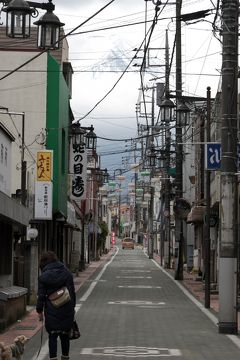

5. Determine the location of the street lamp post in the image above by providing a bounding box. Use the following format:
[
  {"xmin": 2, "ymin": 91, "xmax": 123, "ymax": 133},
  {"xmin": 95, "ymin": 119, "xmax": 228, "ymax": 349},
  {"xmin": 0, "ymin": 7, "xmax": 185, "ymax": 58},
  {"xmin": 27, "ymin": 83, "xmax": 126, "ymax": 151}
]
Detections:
[{"xmin": 2, "ymin": 0, "xmax": 64, "ymax": 49}]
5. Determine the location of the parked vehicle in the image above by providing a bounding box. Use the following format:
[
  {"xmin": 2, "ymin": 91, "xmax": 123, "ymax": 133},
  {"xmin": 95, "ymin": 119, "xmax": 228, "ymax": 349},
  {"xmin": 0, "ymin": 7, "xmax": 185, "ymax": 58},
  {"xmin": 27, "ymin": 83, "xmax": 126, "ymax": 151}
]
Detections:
[{"xmin": 122, "ymin": 237, "xmax": 134, "ymax": 250}]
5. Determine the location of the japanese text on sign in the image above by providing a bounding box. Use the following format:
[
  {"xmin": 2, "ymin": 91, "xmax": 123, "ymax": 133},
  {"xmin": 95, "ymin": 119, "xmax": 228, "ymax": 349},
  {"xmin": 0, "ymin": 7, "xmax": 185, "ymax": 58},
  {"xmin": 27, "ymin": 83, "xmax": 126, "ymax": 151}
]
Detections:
[
  {"xmin": 70, "ymin": 142, "xmax": 87, "ymax": 201},
  {"xmin": 37, "ymin": 151, "xmax": 53, "ymax": 181},
  {"xmin": 205, "ymin": 143, "xmax": 240, "ymax": 170},
  {"xmin": 35, "ymin": 181, "xmax": 52, "ymax": 219}
]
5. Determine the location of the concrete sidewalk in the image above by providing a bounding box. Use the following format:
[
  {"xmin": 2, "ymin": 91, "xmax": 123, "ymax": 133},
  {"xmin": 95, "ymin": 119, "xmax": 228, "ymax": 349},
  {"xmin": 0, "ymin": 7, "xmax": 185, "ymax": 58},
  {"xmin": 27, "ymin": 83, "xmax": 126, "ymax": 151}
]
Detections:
[{"xmin": 0, "ymin": 250, "xmax": 115, "ymax": 345}]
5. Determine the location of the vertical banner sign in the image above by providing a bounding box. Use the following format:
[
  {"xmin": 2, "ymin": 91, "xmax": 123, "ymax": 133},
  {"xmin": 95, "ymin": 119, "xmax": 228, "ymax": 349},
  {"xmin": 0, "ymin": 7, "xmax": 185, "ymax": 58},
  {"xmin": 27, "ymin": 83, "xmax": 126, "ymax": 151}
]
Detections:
[
  {"xmin": 70, "ymin": 139, "xmax": 87, "ymax": 201},
  {"xmin": 37, "ymin": 150, "xmax": 53, "ymax": 181},
  {"xmin": 35, "ymin": 150, "xmax": 53, "ymax": 220},
  {"xmin": 35, "ymin": 181, "xmax": 53, "ymax": 219}
]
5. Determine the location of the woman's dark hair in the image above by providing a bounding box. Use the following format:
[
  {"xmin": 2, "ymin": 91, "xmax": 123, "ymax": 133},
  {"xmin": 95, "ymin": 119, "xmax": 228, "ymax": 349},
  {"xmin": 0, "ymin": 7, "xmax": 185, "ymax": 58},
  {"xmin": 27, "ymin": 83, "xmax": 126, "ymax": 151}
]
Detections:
[{"xmin": 39, "ymin": 251, "xmax": 58, "ymax": 270}]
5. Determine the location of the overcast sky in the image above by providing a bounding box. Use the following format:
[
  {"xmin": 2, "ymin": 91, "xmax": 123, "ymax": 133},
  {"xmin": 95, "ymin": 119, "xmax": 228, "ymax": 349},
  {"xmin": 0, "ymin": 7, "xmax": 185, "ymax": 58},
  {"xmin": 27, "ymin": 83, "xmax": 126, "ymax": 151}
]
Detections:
[{"xmin": 53, "ymin": 0, "xmax": 221, "ymax": 173}]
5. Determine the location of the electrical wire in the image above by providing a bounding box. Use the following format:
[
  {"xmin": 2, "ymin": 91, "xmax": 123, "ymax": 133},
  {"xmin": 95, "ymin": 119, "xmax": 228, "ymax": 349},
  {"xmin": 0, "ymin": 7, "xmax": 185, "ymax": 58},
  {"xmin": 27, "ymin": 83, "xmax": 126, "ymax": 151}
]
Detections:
[
  {"xmin": 74, "ymin": 5, "xmax": 165, "ymax": 123},
  {"xmin": 0, "ymin": 0, "xmax": 116, "ymax": 82}
]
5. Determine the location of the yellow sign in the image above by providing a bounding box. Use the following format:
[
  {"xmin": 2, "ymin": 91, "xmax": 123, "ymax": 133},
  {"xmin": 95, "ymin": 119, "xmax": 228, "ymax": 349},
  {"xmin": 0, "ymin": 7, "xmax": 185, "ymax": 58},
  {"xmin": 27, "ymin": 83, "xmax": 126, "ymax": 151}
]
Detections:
[{"xmin": 37, "ymin": 151, "xmax": 53, "ymax": 181}]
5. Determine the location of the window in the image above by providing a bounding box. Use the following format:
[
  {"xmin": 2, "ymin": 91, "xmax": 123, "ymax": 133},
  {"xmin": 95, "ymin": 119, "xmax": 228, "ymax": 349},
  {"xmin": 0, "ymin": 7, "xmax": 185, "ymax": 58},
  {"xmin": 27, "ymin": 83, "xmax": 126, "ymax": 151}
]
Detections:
[{"xmin": 63, "ymin": 62, "xmax": 73, "ymax": 98}]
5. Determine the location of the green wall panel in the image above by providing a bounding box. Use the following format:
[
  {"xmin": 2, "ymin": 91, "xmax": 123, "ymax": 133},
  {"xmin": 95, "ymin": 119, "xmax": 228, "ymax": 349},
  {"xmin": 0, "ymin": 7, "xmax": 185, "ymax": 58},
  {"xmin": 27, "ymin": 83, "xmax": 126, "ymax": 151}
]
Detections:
[{"xmin": 46, "ymin": 54, "xmax": 69, "ymax": 217}]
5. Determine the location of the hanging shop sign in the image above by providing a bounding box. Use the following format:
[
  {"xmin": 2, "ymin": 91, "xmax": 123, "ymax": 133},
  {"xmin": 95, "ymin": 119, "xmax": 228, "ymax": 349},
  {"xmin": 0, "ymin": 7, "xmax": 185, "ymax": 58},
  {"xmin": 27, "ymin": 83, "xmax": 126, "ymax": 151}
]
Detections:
[
  {"xmin": 34, "ymin": 181, "xmax": 53, "ymax": 220},
  {"xmin": 37, "ymin": 150, "xmax": 53, "ymax": 181},
  {"xmin": 111, "ymin": 231, "xmax": 116, "ymax": 245},
  {"xmin": 69, "ymin": 140, "xmax": 87, "ymax": 201}
]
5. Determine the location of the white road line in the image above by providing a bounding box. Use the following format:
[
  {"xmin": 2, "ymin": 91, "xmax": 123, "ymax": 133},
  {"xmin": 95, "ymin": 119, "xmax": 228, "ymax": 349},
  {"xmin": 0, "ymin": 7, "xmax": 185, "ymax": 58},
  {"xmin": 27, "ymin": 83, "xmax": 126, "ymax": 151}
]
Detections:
[
  {"xmin": 79, "ymin": 281, "xmax": 98, "ymax": 302},
  {"xmin": 150, "ymin": 255, "xmax": 240, "ymax": 350},
  {"xmin": 30, "ymin": 249, "xmax": 119, "ymax": 360},
  {"xmin": 116, "ymin": 276, "xmax": 152, "ymax": 279},
  {"xmin": 79, "ymin": 248, "xmax": 118, "ymax": 301},
  {"xmin": 108, "ymin": 300, "xmax": 165, "ymax": 306},
  {"xmin": 120, "ymin": 270, "xmax": 151, "ymax": 273},
  {"xmin": 138, "ymin": 305, "xmax": 165, "ymax": 309},
  {"xmin": 118, "ymin": 285, "xmax": 161, "ymax": 289}
]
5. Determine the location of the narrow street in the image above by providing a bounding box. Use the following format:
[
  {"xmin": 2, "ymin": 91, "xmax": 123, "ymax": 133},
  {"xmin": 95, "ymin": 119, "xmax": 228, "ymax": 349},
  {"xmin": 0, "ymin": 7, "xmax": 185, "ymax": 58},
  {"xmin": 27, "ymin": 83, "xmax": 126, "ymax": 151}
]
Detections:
[{"xmin": 25, "ymin": 243, "xmax": 240, "ymax": 360}]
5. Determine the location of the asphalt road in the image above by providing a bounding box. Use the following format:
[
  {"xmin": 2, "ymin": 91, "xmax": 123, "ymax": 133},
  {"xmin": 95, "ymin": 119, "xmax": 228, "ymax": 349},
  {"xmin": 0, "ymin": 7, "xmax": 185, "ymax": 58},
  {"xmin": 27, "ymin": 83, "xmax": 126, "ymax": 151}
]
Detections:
[{"xmin": 26, "ymin": 245, "xmax": 240, "ymax": 359}]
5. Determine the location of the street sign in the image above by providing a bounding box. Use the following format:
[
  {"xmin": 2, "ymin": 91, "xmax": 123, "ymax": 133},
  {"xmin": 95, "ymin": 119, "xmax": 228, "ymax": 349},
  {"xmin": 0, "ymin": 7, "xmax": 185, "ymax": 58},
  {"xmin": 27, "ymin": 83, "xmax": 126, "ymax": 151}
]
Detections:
[
  {"xmin": 205, "ymin": 143, "xmax": 221, "ymax": 170},
  {"xmin": 205, "ymin": 143, "xmax": 240, "ymax": 170}
]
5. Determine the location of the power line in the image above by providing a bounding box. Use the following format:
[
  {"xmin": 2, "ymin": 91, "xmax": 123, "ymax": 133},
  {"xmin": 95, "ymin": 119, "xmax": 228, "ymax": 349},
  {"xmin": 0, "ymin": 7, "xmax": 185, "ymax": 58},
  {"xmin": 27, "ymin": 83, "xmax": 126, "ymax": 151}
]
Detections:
[
  {"xmin": 0, "ymin": 0, "xmax": 117, "ymax": 82},
  {"xmin": 75, "ymin": 2, "xmax": 175, "ymax": 123}
]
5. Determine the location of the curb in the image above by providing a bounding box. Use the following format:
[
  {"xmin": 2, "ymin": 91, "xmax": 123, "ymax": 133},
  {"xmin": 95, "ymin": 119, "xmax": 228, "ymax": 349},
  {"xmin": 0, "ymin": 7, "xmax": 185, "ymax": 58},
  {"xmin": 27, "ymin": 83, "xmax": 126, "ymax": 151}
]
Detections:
[{"xmin": 0, "ymin": 249, "xmax": 115, "ymax": 344}]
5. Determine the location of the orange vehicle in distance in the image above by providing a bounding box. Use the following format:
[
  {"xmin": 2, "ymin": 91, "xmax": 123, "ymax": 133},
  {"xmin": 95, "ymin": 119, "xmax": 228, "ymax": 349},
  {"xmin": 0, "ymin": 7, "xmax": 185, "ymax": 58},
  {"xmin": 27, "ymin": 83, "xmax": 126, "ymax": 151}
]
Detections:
[{"xmin": 122, "ymin": 237, "xmax": 134, "ymax": 250}]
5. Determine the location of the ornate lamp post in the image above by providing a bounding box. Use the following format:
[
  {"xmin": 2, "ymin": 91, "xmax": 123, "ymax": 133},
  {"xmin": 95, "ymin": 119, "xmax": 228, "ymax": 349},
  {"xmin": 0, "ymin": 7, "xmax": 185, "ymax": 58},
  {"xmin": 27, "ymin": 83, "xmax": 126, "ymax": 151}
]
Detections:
[
  {"xmin": 85, "ymin": 125, "xmax": 97, "ymax": 150},
  {"xmin": 3, "ymin": 0, "xmax": 64, "ymax": 48},
  {"xmin": 177, "ymin": 102, "xmax": 190, "ymax": 127},
  {"xmin": 4, "ymin": 0, "xmax": 32, "ymax": 38},
  {"xmin": 160, "ymin": 98, "xmax": 175, "ymax": 123},
  {"xmin": 71, "ymin": 123, "xmax": 97, "ymax": 150}
]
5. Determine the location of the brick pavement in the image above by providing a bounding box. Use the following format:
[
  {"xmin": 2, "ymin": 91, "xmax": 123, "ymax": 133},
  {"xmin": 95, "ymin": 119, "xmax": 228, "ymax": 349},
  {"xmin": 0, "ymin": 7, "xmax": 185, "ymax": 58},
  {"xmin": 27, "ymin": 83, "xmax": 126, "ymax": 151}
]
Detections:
[{"xmin": 0, "ymin": 248, "xmax": 239, "ymax": 346}]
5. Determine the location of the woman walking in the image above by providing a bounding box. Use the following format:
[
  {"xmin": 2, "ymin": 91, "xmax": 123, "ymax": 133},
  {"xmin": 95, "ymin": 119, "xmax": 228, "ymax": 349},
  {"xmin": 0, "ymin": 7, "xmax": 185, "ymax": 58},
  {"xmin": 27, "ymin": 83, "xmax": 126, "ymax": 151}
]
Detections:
[{"xmin": 36, "ymin": 251, "xmax": 76, "ymax": 360}]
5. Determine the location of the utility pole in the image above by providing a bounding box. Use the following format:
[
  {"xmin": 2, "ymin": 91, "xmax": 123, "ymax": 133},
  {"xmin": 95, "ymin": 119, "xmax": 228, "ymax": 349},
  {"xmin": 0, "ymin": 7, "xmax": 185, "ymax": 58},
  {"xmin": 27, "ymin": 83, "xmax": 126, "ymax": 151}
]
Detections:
[
  {"xmin": 204, "ymin": 86, "xmax": 211, "ymax": 308},
  {"xmin": 118, "ymin": 183, "xmax": 122, "ymax": 238},
  {"xmin": 133, "ymin": 141, "xmax": 139, "ymax": 243},
  {"xmin": 174, "ymin": 0, "xmax": 183, "ymax": 280},
  {"xmin": 218, "ymin": 0, "xmax": 238, "ymax": 334},
  {"xmin": 149, "ymin": 87, "xmax": 155, "ymax": 259},
  {"xmin": 164, "ymin": 30, "xmax": 171, "ymax": 268}
]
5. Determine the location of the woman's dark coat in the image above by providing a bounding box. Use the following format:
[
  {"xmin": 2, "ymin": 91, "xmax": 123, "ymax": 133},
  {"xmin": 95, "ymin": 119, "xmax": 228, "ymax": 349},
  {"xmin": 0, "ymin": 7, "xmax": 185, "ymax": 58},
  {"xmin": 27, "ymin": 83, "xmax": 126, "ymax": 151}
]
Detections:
[{"xmin": 36, "ymin": 261, "xmax": 76, "ymax": 333}]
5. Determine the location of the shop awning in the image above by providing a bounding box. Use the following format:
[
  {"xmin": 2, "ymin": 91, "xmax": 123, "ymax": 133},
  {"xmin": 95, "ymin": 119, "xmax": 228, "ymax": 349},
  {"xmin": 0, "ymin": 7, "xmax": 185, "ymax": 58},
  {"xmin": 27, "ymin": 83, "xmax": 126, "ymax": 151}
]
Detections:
[{"xmin": 0, "ymin": 191, "xmax": 32, "ymax": 226}]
